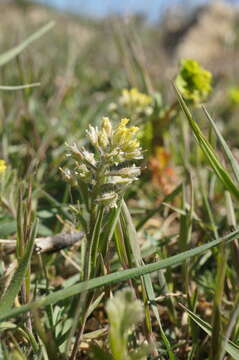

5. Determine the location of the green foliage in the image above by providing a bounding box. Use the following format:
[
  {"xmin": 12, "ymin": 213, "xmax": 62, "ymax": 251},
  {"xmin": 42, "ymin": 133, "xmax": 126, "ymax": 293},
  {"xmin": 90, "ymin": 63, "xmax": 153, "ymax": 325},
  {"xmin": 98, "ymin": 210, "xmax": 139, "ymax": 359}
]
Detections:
[
  {"xmin": 1, "ymin": 228, "xmax": 238, "ymax": 322},
  {"xmin": 1, "ymin": 5, "xmax": 239, "ymax": 360},
  {"xmin": 106, "ymin": 288, "xmax": 148, "ymax": 360}
]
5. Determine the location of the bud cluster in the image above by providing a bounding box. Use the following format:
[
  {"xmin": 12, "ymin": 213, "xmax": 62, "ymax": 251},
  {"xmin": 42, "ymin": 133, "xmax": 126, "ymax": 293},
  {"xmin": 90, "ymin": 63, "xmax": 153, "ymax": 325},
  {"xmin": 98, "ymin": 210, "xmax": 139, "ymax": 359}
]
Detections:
[
  {"xmin": 175, "ymin": 58, "xmax": 212, "ymax": 104},
  {"xmin": 61, "ymin": 117, "xmax": 142, "ymax": 209},
  {"xmin": 118, "ymin": 88, "xmax": 153, "ymax": 116}
]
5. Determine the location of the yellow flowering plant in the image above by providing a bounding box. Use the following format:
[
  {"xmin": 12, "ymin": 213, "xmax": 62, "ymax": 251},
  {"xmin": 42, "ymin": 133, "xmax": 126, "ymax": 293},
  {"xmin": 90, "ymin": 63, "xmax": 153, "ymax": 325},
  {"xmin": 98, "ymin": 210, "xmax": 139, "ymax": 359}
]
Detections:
[
  {"xmin": 175, "ymin": 59, "xmax": 212, "ymax": 104},
  {"xmin": 0, "ymin": 160, "xmax": 6, "ymax": 174},
  {"xmin": 60, "ymin": 117, "xmax": 144, "ymax": 351},
  {"xmin": 109, "ymin": 88, "xmax": 153, "ymax": 120},
  {"xmin": 61, "ymin": 117, "xmax": 142, "ymax": 211},
  {"xmin": 119, "ymin": 88, "xmax": 152, "ymax": 112},
  {"xmin": 61, "ymin": 116, "xmax": 143, "ymax": 280}
]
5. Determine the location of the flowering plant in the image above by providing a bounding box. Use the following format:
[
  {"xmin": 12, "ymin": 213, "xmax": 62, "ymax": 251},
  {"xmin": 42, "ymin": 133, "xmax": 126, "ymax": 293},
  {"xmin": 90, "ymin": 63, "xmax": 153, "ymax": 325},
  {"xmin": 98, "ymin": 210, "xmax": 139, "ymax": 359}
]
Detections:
[
  {"xmin": 175, "ymin": 59, "xmax": 212, "ymax": 104},
  {"xmin": 61, "ymin": 117, "xmax": 142, "ymax": 210}
]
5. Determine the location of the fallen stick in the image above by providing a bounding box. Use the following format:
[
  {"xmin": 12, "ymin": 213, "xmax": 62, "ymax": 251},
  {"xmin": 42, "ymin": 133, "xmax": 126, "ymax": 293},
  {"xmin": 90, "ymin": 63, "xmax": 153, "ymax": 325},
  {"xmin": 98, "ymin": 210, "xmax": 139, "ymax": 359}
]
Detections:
[{"xmin": 0, "ymin": 232, "xmax": 85, "ymax": 254}]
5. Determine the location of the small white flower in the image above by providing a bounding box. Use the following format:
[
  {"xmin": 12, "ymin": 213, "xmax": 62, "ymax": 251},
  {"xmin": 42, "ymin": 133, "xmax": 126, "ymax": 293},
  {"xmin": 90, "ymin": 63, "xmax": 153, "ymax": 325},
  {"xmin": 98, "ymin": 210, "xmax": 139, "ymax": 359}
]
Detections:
[
  {"xmin": 108, "ymin": 102, "xmax": 117, "ymax": 112},
  {"xmin": 59, "ymin": 167, "xmax": 72, "ymax": 181},
  {"xmin": 81, "ymin": 149, "xmax": 96, "ymax": 166},
  {"xmin": 124, "ymin": 150, "xmax": 143, "ymax": 161},
  {"xmin": 75, "ymin": 163, "xmax": 91, "ymax": 181},
  {"xmin": 86, "ymin": 125, "xmax": 99, "ymax": 146},
  {"xmin": 108, "ymin": 176, "xmax": 134, "ymax": 185},
  {"xmin": 111, "ymin": 164, "xmax": 141, "ymax": 178},
  {"xmin": 144, "ymin": 106, "xmax": 153, "ymax": 116}
]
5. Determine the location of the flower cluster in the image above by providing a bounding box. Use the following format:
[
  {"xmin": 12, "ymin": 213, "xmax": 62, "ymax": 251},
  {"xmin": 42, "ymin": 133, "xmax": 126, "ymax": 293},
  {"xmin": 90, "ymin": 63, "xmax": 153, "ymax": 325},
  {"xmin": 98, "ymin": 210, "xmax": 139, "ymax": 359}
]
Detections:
[
  {"xmin": 175, "ymin": 59, "xmax": 212, "ymax": 104},
  {"xmin": 118, "ymin": 88, "xmax": 153, "ymax": 115},
  {"xmin": 0, "ymin": 160, "xmax": 6, "ymax": 174},
  {"xmin": 61, "ymin": 117, "xmax": 142, "ymax": 209}
]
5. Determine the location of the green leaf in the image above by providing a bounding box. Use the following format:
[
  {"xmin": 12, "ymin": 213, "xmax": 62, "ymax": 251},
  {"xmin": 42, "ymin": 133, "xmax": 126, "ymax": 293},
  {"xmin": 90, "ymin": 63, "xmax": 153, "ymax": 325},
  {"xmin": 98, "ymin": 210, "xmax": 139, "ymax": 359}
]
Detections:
[
  {"xmin": 180, "ymin": 303, "xmax": 239, "ymax": 359},
  {"xmin": 0, "ymin": 227, "xmax": 238, "ymax": 322},
  {"xmin": 0, "ymin": 21, "xmax": 55, "ymax": 66},
  {"xmin": 0, "ymin": 220, "xmax": 17, "ymax": 237},
  {"xmin": 121, "ymin": 200, "xmax": 175, "ymax": 358},
  {"xmin": 202, "ymin": 105, "xmax": 239, "ymax": 183},
  {"xmin": 175, "ymin": 85, "xmax": 239, "ymax": 199},
  {"xmin": 90, "ymin": 206, "xmax": 104, "ymax": 272},
  {"xmin": 37, "ymin": 222, "xmax": 53, "ymax": 237},
  {"xmin": 0, "ymin": 219, "xmax": 38, "ymax": 313}
]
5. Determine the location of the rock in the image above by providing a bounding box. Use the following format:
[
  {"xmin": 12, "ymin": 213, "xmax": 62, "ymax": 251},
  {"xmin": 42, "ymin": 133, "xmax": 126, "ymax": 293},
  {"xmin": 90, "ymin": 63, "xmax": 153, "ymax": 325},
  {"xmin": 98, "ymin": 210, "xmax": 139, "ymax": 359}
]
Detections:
[{"xmin": 176, "ymin": 1, "xmax": 237, "ymax": 69}]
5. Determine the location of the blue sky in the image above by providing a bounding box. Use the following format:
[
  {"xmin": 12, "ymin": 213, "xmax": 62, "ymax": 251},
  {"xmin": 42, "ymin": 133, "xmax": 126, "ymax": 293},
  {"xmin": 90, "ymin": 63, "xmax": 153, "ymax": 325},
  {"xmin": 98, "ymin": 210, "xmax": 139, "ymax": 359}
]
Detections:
[{"xmin": 33, "ymin": 0, "xmax": 211, "ymax": 22}]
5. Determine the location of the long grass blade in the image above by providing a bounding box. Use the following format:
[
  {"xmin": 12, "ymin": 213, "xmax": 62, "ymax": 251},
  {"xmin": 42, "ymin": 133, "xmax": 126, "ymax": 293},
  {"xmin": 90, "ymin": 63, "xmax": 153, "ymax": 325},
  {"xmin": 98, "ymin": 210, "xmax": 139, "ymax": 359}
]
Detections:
[
  {"xmin": 0, "ymin": 21, "xmax": 55, "ymax": 66},
  {"xmin": 0, "ymin": 83, "xmax": 40, "ymax": 91},
  {"xmin": 0, "ymin": 219, "xmax": 38, "ymax": 313},
  {"xmin": 180, "ymin": 303, "xmax": 239, "ymax": 359},
  {"xmin": 174, "ymin": 85, "xmax": 239, "ymax": 199},
  {"xmin": 121, "ymin": 200, "xmax": 175, "ymax": 358},
  {"xmin": 202, "ymin": 105, "xmax": 239, "ymax": 183},
  {"xmin": 0, "ymin": 227, "xmax": 239, "ymax": 322}
]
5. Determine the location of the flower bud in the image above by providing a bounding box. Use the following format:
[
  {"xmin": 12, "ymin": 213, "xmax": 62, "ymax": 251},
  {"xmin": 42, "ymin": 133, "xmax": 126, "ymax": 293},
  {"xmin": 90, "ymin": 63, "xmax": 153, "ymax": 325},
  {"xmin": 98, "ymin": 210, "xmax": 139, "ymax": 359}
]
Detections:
[
  {"xmin": 101, "ymin": 116, "xmax": 112, "ymax": 137},
  {"xmin": 98, "ymin": 129, "xmax": 109, "ymax": 148},
  {"xmin": 0, "ymin": 160, "xmax": 6, "ymax": 174},
  {"xmin": 66, "ymin": 142, "xmax": 84, "ymax": 161},
  {"xmin": 75, "ymin": 163, "xmax": 91, "ymax": 182},
  {"xmin": 81, "ymin": 149, "xmax": 96, "ymax": 167},
  {"xmin": 86, "ymin": 125, "xmax": 99, "ymax": 146},
  {"xmin": 114, "ymin": 165, "xmax": 141, "ymax": 178}
]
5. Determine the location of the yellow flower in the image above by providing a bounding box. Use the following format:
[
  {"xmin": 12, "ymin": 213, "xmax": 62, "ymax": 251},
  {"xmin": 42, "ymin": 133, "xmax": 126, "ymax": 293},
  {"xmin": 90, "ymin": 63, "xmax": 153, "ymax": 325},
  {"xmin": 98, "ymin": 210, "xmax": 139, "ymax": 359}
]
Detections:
[
  {"xmin": 0, "ymin": 160, "xmax": 6, "ymax": 174},
  {"xmin": 175, "ymin": 59, "xmax": 212, "ymax": 104},
  {"xmin": 119, "ymin": 88, "xmax": 152, "ymax": 113},
  {"xmin": 113, "ymin": 118, "xmax": 130, "ymax": 145},
  {"xmin": 101, "ymin": 116, "xmax": 112, "ymax": 137}
]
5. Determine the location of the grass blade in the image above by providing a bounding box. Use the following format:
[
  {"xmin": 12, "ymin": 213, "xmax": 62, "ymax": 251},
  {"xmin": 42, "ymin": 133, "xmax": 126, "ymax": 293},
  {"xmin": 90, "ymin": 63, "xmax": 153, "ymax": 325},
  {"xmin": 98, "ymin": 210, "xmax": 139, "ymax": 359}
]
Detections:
[
  {"xmin": 180, "ymin": 303, "xmax": 239, "ymax": 359},
  {"xmin": 202, "ymin": 105, "xmax": 239, "ymax": 183},
  {"xmin": 0, "ymin": 83, "xmax": 40, "ymax": 91},
  {"xmin": 174, "ymin": 85, "xmax": 239, "ymax": 200},
  {"xmin": 121, "ymin": 200, "xmax": 175, "ymax": 358},
  {"xmin": 0, "ymin": 21, "xmax": 55, "ymax": 66},
  {"xmin": 0, "ymin": 219, "xmax": 38, "ymax": 313},
  {"xmin": 0, "ymin": 227, "xmax": 239, "ymax": 322}
]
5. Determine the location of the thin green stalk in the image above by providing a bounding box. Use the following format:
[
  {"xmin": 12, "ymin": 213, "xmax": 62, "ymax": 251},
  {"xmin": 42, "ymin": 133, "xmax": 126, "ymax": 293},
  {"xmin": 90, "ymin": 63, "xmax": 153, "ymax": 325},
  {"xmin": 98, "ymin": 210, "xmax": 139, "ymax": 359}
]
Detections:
[
  {"xmin": 211, "ymin": 193, "xmax": 229, "ymax": 360},
  {"xmin": 225, "ymin": 191, "xmax": 239, "ymax": 284}
]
